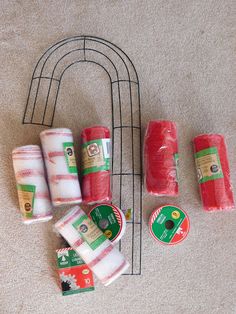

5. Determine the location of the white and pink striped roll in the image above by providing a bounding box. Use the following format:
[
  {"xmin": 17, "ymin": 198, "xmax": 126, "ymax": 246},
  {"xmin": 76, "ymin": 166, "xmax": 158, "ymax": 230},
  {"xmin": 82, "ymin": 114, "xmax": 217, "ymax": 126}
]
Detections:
[
  {"xmin": 40, "ymin": 128, "xmax": 82, "ymax": 206},
  {"xmin": 12, "ymin": 145, "xmax": 52, "ymax": 224},
  {"xmin": 55, "ymin": 206, "xmax": 129, "ymax": 286}
]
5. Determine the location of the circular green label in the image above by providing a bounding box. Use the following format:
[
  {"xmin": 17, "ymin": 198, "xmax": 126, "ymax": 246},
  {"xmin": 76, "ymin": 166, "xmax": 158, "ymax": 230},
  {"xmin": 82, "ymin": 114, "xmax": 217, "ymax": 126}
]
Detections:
[
  {"xmin": 149, "ymin": 205, "xmax": 190, "ymax": 245},
  {"xmin": 89, "ymin": 204, "xmax": 122, "ymax": 242}
]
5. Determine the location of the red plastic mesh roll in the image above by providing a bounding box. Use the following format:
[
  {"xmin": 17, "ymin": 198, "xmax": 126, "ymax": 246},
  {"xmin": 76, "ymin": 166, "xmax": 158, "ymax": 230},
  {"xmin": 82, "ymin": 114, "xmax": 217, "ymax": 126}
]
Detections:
[
  {"xmin": 193, "ymin": 134, "xmax": 235, "ymax": 212},
  {"xmin": 81, "ymin": 126, "xmax": 112, "ymax": 204},
  {"xmin": 144, "ymin": 120, "xmax": 179, "ymax": 196}
]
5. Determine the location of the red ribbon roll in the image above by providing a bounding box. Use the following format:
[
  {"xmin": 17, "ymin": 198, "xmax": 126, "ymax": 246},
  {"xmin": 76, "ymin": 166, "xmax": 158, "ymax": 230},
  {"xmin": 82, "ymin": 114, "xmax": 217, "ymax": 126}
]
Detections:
[
  {"xmin": 193, "ymin": 134, "xmax": 235, "ymax": 211},
  {"xmin": 81, "ymin": 126, "xmax": 112, "ymax": 204},
  {"xmin": 144, "ymin": 120, "xmax": 179, "ymax": 196}
]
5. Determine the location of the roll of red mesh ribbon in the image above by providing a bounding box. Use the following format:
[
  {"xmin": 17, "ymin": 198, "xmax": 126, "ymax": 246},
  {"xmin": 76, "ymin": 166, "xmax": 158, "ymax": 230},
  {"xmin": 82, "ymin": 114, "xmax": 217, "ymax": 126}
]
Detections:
[
  {"xmin": 144, "ymin": 120, "xmax": 179, "ymax": 196},
  {"xmin": 81, "ymin": 126, "xmax": 112, "ymax": 204},
  {"xmin": 193, "ymin": 134, "xmax": 235, "ymax": 212}
]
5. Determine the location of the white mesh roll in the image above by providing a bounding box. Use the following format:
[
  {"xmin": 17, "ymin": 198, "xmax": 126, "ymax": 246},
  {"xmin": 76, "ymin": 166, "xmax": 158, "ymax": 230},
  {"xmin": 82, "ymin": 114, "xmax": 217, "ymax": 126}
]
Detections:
[
  {"xmin": 40, "ymin": 128, "xmax": 82, "ymax": 206},
  {"xmin": 55, "ymin": 206, "xmax": 129, "ymax": 286},
  {"xmin": 12, "ymin": 145, "xmax": 52, "ymax": 224}
]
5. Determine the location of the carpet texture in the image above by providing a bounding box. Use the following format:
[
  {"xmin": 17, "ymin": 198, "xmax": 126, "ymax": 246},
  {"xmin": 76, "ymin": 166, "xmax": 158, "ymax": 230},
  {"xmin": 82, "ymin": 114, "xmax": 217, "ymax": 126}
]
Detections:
[{"xmin": 1, "ymin": 1, "xmax": 236, "ymax": 313}]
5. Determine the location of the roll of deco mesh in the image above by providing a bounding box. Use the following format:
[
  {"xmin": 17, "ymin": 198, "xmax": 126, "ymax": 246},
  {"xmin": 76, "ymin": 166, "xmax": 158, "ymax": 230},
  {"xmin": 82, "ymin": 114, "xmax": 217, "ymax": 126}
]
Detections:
[
  {"xmin": 81, "ymin": 126, "xmax": 111, "ymax": 204},
  {"xmin": 12, "ymin": 145, "xmax": 52, "ymax": 224},
  {"xmin": 55, "ymin": 206, "xmax": 129, "ymax": 286},
  {"xmin": 144, "ymin": 120, "xmax": 179, "ymax": 196},
  {"xmin": 193, "ymin": 134, "xmax": 235, "ymax": 212},
  {"xmin": 40, "ymin": 128, "xmax": 82, "ymax": 207}
]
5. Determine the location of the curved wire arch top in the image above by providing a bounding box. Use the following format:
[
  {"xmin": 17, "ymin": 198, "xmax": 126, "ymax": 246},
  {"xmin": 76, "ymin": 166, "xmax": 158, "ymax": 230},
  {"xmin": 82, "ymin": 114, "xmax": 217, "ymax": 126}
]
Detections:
[{"xmin": 23, "ymin": 35, "xmax": 142, "ymax": 275}]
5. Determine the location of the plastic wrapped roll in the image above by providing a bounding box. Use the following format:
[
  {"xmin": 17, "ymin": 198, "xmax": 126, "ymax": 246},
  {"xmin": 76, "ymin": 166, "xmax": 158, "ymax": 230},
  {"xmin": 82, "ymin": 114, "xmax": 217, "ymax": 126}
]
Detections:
[
  {"xmin": 81, "ymin": 126, "xmax": 111, "ymax": 204},
  {"xmin": 12, "ymin": 145, "xmax": 52, "ymax": 224},
  {"xmin": 193, "ymin": 134, "xmax": 235, "ymax": 212},
  {"xmin": 55, "ymin": 206, "xmax": 129, "ymax": 286},
  {"xmin": 144, "ymin": 120, "xmax": 179, "ymax": 196},
  {"xmin": 40, "ymin": 128, "xmax": 82, "ymax": 206}
]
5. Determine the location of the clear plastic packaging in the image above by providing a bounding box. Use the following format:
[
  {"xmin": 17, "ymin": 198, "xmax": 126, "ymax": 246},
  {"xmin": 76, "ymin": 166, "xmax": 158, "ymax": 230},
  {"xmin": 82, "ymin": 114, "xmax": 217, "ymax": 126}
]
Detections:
[
  {"xmin": 40, "ymin": 128, "xmax": 82, "ymax": 206},
  {"xmin": 144, "ymin": 120, "xmax": 179, "ymax": 196},
  {"xmin": 81, "ymin": 126, "xmax": 111, "ymax": 204},
  {"xmin": 12, "ymin": 145, "xmax": 52, "ymax": 224},
  {"xmin": 193, "ymin": 134, "xmax": 235, "ymax": 212},
  {"xmin": 55, "ymin": 206, "xmax": 129, "ymax": 286}
]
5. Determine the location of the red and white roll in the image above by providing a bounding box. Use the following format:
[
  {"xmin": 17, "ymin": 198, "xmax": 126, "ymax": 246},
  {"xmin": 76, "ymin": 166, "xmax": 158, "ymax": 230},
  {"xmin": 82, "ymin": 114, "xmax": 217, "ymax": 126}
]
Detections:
[
  {"xmin": 40, "ymin": 128, "xmax": 82, "ymax": 206},
  {"xmin": 55, "ymin": 206, "xmax": 129, "ymax": 286},
  {"xmin": 12, "ymin": 145, "xmax": 52, "ymax": 224}
]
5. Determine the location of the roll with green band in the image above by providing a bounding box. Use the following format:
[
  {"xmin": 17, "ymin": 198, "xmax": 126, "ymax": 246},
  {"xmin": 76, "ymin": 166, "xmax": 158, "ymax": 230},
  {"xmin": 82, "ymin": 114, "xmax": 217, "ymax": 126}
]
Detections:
[
  {"xmin": 149, "ymin": 204, "xmax": 190, "ymax": 245},
  {"xmin": 88, "ymin": 203, "xmax": 126, "ymax": 244}
]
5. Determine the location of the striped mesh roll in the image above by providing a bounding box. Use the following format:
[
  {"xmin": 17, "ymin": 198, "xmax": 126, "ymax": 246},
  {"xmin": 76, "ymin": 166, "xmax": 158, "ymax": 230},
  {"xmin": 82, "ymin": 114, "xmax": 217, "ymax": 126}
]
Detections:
[
  {"xmin": 12, "ymin": 145, "xmax": 52, "ymax": 224},
  {"xmin": 55, "ymin": 206, "xmax": 129, "ymax": 286},
  {"xmin": 40, "ymin": 128, "xmax": 82, "ymax": 207}
]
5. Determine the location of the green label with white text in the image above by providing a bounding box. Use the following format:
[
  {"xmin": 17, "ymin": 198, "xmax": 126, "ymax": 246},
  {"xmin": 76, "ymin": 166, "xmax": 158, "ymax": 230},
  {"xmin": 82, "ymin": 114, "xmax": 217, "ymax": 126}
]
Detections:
[
  {"xmin": 57, "ymin": 249, "xmax": 85, "ymax": 269},
  {"xmin": 150, "ymin": 205, "xmax": 189, "ymax": 244},
  {"xmin": 194, "ymin": 147, "xmax": 223, "ymax": 183},
  {"xmin": 72, "ymin": 215, "xmax": 107, "ymax": 250},
  {"xmin": 89, "ymin": 204, "xmax": 122, "ymax": 242}
]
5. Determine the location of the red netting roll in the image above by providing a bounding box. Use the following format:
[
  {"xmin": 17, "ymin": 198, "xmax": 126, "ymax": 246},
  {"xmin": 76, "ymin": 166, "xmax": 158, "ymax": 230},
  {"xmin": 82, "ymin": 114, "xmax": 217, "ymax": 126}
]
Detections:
[
  {"xmin": 193, "ymin": 134, "xmax": 235, "ymax": 212},
  {"xmin": 144, "ymin": 120, "xmax": 179, "ymax": 196},
  {"xmin": 81, "ymin": 126, "xmax": 112, "ymax": 204}
]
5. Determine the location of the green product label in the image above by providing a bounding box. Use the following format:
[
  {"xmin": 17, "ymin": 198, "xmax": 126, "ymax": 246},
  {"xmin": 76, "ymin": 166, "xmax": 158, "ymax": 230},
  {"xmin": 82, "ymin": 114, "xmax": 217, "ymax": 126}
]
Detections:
[
  {"xmin": 82, "ymin": 139, "xmax": 110, "ymax": 175},
  {"xmin": 72, "ymin": 215, "xmax": 107, "ymax": 250},
  {"xmin": 57, "ymin": 249, "xmax": 85, "ymax": 269},
  {"xmin": 63, "ymin": 142, "xmax": 78, "ymax": 173},
  {"xmin": 90, "ymin": 204, "xmax": 122, "ymax": 242},
  {"xmin": 174, "ymin": 153, "xmax": 179, "ymax": 182},
  {"xmin": 194, "ymin": 147, "xmax": 223, "ymax": 183},
  {"xmin": 17, "ymin": 184, "xmax": 36, "ymax": 218},
  {"xmin": 62, "ymin": 287, "xmax": 95, "ymax": 296},
  {"xmin": 151, "ymin": 205, "xmax": 189, "ymax": 244}
]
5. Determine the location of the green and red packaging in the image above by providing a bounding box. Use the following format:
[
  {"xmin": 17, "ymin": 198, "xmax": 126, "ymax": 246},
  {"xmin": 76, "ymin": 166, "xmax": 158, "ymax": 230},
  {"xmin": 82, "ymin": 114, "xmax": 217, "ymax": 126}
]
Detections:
[
  {"xmin": 149, "ymin": 205, "xmax": 190, "ymax": 245},
  {"xmin": 56, "ymin": 247, "xmax": 94, "ymax": 296},
  {"xmin": 81, "ymin": 126, "xmax": 111, "ymax": 204},
  {"xmin": 88, "ymin": 203, "xmax": 126, "ymax": 244},
  {"xmin": 193, "ymin": 134, "xmax": 235, "ymax": 212}
]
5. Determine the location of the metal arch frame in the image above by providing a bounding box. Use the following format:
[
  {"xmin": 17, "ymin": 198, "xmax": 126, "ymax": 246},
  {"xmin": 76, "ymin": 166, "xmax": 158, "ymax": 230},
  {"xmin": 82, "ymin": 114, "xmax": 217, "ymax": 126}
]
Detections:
[{"xmin": 23, "ymin": 35, "xmax": 142, "ymax": 275}]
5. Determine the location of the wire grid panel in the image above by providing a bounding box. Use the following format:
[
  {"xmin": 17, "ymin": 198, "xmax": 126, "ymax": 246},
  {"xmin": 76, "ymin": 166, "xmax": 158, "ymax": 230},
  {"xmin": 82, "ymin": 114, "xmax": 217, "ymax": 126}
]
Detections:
[{"xmin": 23, "ymin": 35, "xmax": 142, "ymax": 275}]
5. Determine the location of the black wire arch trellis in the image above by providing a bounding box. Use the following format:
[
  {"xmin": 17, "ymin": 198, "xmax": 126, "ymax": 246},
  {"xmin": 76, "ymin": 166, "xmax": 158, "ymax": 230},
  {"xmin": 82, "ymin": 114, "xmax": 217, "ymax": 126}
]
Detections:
[{"xmin": 23, "ymin": 35, "xmax": 142, "ymax": 275}]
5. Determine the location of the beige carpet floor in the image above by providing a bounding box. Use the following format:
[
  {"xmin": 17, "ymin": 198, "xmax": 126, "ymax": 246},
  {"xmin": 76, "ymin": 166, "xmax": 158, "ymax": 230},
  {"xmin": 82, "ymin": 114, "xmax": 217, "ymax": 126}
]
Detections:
[{"xmin": 1, "ymin": 1, "xmax": 236, "ymax": 313}]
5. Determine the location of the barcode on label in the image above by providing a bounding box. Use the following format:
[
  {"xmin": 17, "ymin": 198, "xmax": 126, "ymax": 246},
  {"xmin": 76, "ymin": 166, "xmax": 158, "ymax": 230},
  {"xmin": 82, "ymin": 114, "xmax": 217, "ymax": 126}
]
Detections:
[{"xmin": 102, "ymin": 139, "xmax": 111, "ymax": 158}]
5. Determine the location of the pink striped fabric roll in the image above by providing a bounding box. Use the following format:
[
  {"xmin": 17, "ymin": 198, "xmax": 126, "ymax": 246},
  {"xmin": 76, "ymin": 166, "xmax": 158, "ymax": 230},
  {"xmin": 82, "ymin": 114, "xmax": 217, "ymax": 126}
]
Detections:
[
  {"xmin": 55, "ymin": 206, "xmax": 129, "ymax": 286},
  {"xmin": 12, "ymin": 145, "xmax": 52, "ymax": 224},
  {"xmin": 40, "ymin": 128, "xmax": 82, "ymax": 206}
]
